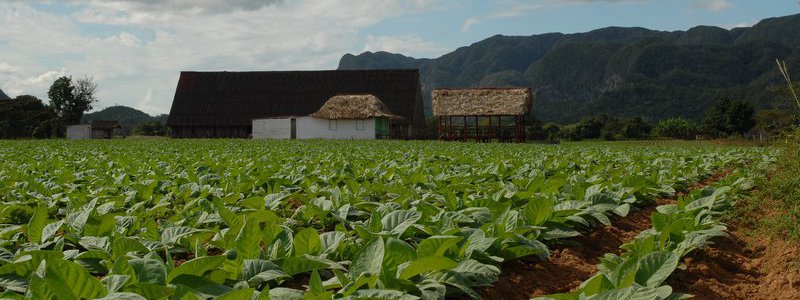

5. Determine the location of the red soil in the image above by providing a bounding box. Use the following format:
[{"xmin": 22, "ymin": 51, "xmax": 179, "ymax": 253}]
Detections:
[{"xmin": 668, "ymin": 208, "xmax": 800, "ymax": 299}]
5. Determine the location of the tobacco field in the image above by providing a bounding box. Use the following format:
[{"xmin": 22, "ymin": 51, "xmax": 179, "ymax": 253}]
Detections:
[{"xmin": 0, "ymin": 140, "xmax": 776, "ymax": 299}]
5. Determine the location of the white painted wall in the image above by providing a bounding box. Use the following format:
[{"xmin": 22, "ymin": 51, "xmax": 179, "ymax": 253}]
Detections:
[
  {"xmin": 296, "ymin": 116, "xmax": 376, "ymax": 140},
  {"xmin": 66, "ymin": 125, "xmax": 92, "ymax": 140},
  {"xmin": 252, "ymin": 118, "xmax": 292, "ymax": 139}
]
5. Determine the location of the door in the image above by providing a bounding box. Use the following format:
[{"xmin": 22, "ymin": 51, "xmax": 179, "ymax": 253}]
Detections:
[{"xmin": 290, "ymin": 118, "xmax": 297, "ymax": 139}]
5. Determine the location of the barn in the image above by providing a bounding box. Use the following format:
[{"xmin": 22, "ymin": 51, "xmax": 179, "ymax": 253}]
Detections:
[
  {"xmin": 432, "ymin": 88, "xmax": 533, "ymax": 143},
  {"xmin": 252, "ymin": 94, "xmax": 401, "ymax": 140},
  {"xmin": 166, "ymin": 70, "xmax": 424, "ymax": 138}
]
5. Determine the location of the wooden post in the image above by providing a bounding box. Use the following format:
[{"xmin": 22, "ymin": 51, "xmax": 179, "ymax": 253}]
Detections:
[{"xmin": 438, "ymin": 116, "xmax": 442, "ymax": 142}]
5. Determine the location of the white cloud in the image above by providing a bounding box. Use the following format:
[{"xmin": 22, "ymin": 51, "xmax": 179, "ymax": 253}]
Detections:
[
  {"xmin": 693, "ymin": 0, "xmax": 731, "ymax": 12},
  {"xmin": 461, "ymin": 18, "xmax": 481, "ymax": 33},
  {"xmin": 489, "ymin": 0, "xmax": 645, "ymax": 19},
  {"xmin": 0, "ymin": 1, "xmax": 443, "ymax": 115}
]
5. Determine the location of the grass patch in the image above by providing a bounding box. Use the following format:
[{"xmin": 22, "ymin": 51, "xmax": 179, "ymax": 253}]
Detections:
[{"xmin": 738, "ymin": 129, "xmax": 800, "ymax": 239}]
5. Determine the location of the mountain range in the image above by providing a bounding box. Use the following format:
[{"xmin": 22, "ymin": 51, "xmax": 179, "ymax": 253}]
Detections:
[{"xmin": 338, "ymin": 13, "xmax": 800, "ymax": 123}]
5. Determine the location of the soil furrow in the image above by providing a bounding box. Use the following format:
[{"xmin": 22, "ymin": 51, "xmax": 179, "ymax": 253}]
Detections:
[{"xmin": 477, "ymin": 169, "xmax": 734, "ymax": 300}]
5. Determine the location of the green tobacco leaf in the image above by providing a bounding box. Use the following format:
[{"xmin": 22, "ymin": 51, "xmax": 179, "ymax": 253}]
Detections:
[
  {"xmin": 0, "ymin": 274, "xmax": 27, "ymax": 293},
  {"xmin": 167, "ymin": 256, "xmax": 227, "ymax": 282},
  {"xmin": 126, "ymin": 282, "xmax": 175, "ymax": 299},
  {"xmin": 102, "ymin": 275, "xmax": 131, "ymax": 293},
  {"xmin": 171, "ymin": 274, "xmax": 232, "ymax": 298},
  {"xmin": 218, "ymin": 288, "xmax": 256, "ymax": 300},
  {"xmin": 27, "ymin": 206, "xmax": 48, "ymax": 244},
  {"xmin": 634, "ymin": 251, "xmax": 680, "ymax": 287},
  {"xmin": 416, "ymin": 235, "xmax": 462, "ymax": 257},
  {"xmin": 293, "ymin": 228, "xmax": 323, "ymax": 257},
  {"xmin": 281, "ymin": 256, "xmax": 329, "ymax": 276},
  {"xmin": 235, "ymin": 218, "xmax": 263, "ymax": 260},
  {"xmin": 45, "ymin": 259, "xmax": 108, "ymax": 299},
  {"xmin": 399, "ymin": 256, "xmax": 457, "ymax": 280},
  {"xmin": 40, "ymin": 220, "xmax": 64, "ymax": 244},
  {"xmin": 381, "ymin": 210, "xmax": 421, "ymax": 237},
  {"xmin": 111, "ymin": 237, "xmax": 149, "ymax": 260},
  {"xmin": 129, "ymin": 257, "xmax": 167, "ymax": 285},
  {"xmin": 96, "ymin": 292, "xmax": 148, "ymax": 300},
  {"xmin": 522, "ymin": 197, "xmax": 553, "ymax": 226},
  {"xmin": 349, "ymin": 237, "xmax": 384, "ymax": 280}
]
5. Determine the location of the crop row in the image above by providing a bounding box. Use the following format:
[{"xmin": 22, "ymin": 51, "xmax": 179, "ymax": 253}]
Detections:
[
  {"xmin": 535, "ymin": 156, "xmax": 774, "ymax": 300},
  {"xmin": 0, "ymin": 140, "xmax": 775, "ymax": 299}
]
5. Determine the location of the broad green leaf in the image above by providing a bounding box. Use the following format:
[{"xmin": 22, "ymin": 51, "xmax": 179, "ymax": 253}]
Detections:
[
  {"xmin": 44, "ymin": 259, "xmax": 108, "ymax": 299},
  {"xmin": 27, "ymin": 206, "xmax": 48, "ymax": 244},
  {"xmin": 381, "ymin": 210, "xmax": 421, "ymax": 237},
  {"xmin": 293, "ymin": 228, "xmax": 323, "ymax": 257},
  {"xmin": 634, "ymin": 251, "xmax": 680, "ymax": 287},
  {"xmin": 416, "ymin": 235, "xmax": 462, "ymax": 257},
  {"xmin": 235, "ymin": 218, "xmax": 263, "ymax": 260},
  {"xmin": 167, "ymin": 255, "xmax": 227, "ymax": 282},
  {"xmin": 171, "ymin": 274, "xmax": 232, "ymax": 298},
  {"xmin": 399, "ymin": 256, "xmax": 457, "ymax": 279},
  {"xmin": 129, "ymin": 257, "xmax": 167, "ymax": 285},
  {"xmin": 349, "ymin": 237, "xmax": 384, "ymax": 280}
]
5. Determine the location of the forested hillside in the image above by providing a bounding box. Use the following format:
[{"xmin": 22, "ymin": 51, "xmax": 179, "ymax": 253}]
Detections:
[
  {"xmin": 339, "ymin": 14, "xmax": 800, "ymax": 123},
  {"xmin": 82, "ymin": 106, "xmax": 168, "ymax": 135}
]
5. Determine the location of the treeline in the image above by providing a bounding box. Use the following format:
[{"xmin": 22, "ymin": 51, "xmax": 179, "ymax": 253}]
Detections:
[
  {"xmin": 418, "ymin": 97, "xmax": 797, "ymax": 142},
  {"xmin": 0, "ymin": 76, "xmax": 98, "ymax": 139},
  {"xmin": 1, "ymin": 75, "xmax": 169, "ymax": 139}
]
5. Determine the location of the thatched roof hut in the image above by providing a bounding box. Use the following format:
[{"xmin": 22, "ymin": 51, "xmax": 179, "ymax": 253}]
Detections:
[
  {"xmin": 311, "ymin": 94, "xmax": 402, "ymax": 120},
  {"xmin": 432, "ymin": 88, "xmax": 532, "ymax": 116}
]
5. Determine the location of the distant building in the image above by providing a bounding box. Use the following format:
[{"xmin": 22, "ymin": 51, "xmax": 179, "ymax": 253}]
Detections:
[
  {"xmin": 66, "ymin": 120, "xmax": 121, "ymax": 140},
  {"xmin": 166, "ymin": 70, "xmax": 424, "ymax": 139},
  {"xmin": 253, "ymin": 94, "xmax": 401, "ymax": 140},
  {"xmin": 432, "ymin": 88, "xmax": 533, "ymax": 143}
]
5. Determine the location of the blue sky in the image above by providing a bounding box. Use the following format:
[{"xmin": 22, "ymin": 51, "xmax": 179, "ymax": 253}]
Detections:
[{"xmin": 0, "ymin": 0, "xmax": 797, "ymax": 115}]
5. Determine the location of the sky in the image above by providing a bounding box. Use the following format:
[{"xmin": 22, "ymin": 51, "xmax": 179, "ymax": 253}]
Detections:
[{"xmin": 0, "ymin": 0, "xmax": 798, "ymax": 115}]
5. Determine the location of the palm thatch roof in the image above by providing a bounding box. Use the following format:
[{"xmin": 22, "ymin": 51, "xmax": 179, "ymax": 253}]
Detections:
[
  {"xmin": 311, "ymin": 94, "xmax": 403, "ymax": 120},
  {"xmin": 432, "ymin": 88, "xmax": 532, "ymax": 116}
]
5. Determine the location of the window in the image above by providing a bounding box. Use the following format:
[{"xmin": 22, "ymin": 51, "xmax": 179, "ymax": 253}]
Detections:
[
  {"xmin": 328, "ymin": 120, "xmax": 337, "ymax": 130},
  {"xmin": 356, "ymin": 119, "xmax": 365, "ymax": 130}
]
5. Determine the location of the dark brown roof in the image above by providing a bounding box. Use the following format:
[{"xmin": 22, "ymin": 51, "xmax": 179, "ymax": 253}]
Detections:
[
  {"xmin": 90, "ymin": 120, "xmax": 121, "ymax": 130},
  {"xmin": 167, "ymin": 70, "xmax": 423, "ymax": 129}
]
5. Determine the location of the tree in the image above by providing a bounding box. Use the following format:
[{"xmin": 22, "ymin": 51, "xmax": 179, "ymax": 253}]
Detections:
[
  {"xmin": 653, "ymin": 117, "xmax": 698, "ymax": 140},
  {"xmin": 133, "ymin": 121, "xmax": 169, "ymax": 136},
  {"xmin": 47, "ymin": 75, "xmax": 98, "ymax": 125},
  {"xmin": 701, "ymin": 97, "xmax": 755, "ymax": 137},
  {"xmin": 0, "ymin": 95, "xmax": 60, "ymax": 138}
]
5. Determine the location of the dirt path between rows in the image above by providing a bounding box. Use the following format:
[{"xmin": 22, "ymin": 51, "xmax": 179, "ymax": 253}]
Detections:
[
  {"xmin": 477, "ymin": 169, "xmax": 733, "ymax": 300},
  {"xmin": 668, "ymin": 202, "xmax": 800, "ymax": 299}
]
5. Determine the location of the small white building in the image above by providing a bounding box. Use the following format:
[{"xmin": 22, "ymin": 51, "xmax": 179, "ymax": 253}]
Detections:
[
  {"xmin": 66, "ymin": 125, "xmax": 92, "ymax": 140},
  {"xmin": 66, "ymin": 120, "xmax": 121, "ymax": 140},
  {"xmin": 252, "ymin": 94, "xmax": 400, "ymax": 140}
]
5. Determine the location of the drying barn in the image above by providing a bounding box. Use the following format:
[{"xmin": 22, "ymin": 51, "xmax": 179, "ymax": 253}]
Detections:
[{"xmin": 166, "ymin": 70, "xmax": 424, "ymax": 138}]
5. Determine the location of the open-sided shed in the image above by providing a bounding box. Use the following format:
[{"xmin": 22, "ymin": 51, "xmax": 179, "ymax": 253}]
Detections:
[{"xmin": 432, "ymin": 88, "xmax": 533, "ymax": 142}]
